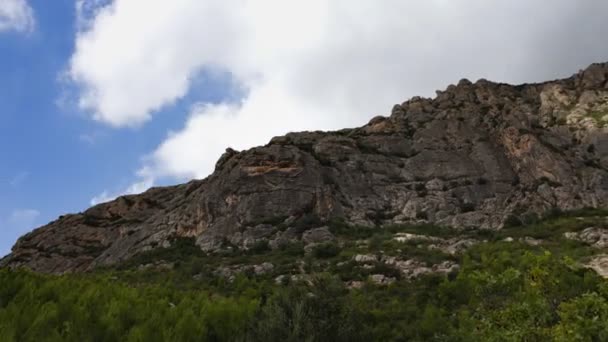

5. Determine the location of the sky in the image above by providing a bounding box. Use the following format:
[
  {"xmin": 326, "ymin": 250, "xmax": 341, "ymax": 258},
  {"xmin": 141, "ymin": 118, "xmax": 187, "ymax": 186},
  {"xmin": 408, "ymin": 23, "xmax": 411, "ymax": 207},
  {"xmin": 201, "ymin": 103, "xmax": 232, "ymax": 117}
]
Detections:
[{"xmin": 1, "ymin": 0, "xmax": 608, "ymax": 256}]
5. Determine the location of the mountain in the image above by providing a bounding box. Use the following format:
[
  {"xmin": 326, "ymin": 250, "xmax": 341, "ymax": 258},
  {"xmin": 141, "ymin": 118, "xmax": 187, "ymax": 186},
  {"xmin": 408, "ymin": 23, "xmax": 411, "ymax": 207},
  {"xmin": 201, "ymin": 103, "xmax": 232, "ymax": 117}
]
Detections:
[{"xmin": 3, "ymin": 62, "xmax": 608, "ymax": 274}]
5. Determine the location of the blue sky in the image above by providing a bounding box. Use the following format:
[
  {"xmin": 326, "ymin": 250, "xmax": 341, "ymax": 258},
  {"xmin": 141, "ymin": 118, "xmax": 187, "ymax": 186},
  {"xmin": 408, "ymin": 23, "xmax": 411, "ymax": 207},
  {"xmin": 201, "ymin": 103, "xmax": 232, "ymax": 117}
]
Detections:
[
  {"xmin": 1, "ymin": 0, "xmax": 88, "ymax": 255},
  {"xmin": 0, "ymin": 0, "xmax": 238, "ymax": 255},
  {"xmin": 1, "ymin": 0, "xmax": 607, "ymax": 256}
]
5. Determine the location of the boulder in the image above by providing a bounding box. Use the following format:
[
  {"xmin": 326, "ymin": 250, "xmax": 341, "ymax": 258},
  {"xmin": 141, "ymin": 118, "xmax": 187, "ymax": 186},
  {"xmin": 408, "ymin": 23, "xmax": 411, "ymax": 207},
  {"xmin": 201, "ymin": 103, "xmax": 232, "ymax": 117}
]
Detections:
[
  {"xmin": 564, "ymin": 227, "xmax": 608, "ymax": 248},
  {"xmin": 353, "ymin": 254, "xmax": 378, "ymax": 263},
  {"xmin": 586, "ymin": 255, "xmax": 608, "ymax": 278},
  {"xmin": 253, "ymin": 262, "xmax": 274, "ymax": 275},
  {"xmin": 370, "ymin": 274, "xmax": 396, "ymax": 285},
  {"xmin": 302, "ymin": 227, "xmax": 335, "ymax": 245}
]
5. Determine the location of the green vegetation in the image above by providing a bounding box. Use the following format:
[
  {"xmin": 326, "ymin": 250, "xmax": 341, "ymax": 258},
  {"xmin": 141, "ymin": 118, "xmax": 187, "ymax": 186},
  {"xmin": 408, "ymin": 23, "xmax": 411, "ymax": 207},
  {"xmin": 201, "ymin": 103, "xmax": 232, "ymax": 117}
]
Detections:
[
  {"xmin": 588, "ymin": 110, "xmax": 608, "ymax": 127},
  {"xmin": 311, "ymin": 241, "xmax": 341, "ymax": 259},
  {"xmin": 0, "ymin": 270, "xmax": 258, "ymax": 342},
  {"xmin": 2, "ymin": 209, "xmax": 608, "ymax": 341}
]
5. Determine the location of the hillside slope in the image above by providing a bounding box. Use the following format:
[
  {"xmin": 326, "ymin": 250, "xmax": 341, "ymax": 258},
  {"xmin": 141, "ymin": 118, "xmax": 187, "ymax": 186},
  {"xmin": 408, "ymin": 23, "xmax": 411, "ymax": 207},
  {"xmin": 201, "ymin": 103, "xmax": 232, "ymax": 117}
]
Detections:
[{"xmin": 2, "ymin": 63, "xmax": 608, "ymax": 273}]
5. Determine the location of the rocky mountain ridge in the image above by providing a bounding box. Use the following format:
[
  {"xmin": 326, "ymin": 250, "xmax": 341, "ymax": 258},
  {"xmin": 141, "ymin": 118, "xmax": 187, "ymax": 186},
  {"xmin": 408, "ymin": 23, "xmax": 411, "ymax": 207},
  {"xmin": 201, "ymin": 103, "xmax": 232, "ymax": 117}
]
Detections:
[{"xmin": 3, "ymin": 62, "xmax": 608, "ymax": 273}]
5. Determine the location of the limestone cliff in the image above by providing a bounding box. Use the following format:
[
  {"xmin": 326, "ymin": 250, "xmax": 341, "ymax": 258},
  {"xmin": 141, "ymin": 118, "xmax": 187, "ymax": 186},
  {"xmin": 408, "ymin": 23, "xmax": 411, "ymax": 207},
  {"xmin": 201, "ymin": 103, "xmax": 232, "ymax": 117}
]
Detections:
[{"xmin": 3, "ymin": 62, "xmax": 608, "ymax": 273}]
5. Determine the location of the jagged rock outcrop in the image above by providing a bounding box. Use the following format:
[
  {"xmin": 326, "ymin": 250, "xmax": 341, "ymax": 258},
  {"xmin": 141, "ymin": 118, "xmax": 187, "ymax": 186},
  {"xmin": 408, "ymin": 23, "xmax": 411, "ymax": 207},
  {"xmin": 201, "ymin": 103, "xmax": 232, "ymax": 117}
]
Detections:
[{"xmin": 2, "ymin": 63, "xmax": 608, "ymax": 273}]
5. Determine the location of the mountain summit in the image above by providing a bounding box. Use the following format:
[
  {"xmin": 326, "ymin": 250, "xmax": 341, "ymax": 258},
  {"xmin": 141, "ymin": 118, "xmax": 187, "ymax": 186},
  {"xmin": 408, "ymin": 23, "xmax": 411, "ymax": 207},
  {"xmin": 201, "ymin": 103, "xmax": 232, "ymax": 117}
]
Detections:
[{"xmin": 3, "ymin": 63, "xmax": 608, "ymax": 273}]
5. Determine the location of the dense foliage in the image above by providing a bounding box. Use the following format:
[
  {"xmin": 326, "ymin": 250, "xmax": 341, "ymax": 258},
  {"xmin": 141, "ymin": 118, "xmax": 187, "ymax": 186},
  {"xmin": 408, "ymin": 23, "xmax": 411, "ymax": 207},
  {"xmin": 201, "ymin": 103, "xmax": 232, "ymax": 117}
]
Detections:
[{"xmin": 2, "ymin": 210, "xmax": 608, "ymax": 341}]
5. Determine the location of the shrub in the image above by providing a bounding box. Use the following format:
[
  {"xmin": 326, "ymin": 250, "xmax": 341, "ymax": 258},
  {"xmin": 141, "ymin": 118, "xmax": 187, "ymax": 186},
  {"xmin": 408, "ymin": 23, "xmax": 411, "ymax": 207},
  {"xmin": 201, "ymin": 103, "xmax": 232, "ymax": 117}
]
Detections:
[
  {"xmin": 328, "ymin": 219, "xmax": 376, "ymax": 240},
  {"xmin": 279, "ymin": 242, "xmax": 305, "ymax": 257},
  {"xmin": 312, "ymin": 242, "xmax": 341, "ymax": 259},
  {"xmin": 370, "ymin": 263, "xmax": 401, "ymax": 280},
  {"xmin": 368, "ymin": 234, "xmax": 387, "ymax": 251},
  {"xmin": 248, "ymin": 240, "xmax": 271, "ymax": 254},
  {"xmin": 250, "ymin": 276, "xmax": 367, "ymax": 342},
  {"xmin": 4, "ymin": 208, "xmax": 608, "ymax": 341}
]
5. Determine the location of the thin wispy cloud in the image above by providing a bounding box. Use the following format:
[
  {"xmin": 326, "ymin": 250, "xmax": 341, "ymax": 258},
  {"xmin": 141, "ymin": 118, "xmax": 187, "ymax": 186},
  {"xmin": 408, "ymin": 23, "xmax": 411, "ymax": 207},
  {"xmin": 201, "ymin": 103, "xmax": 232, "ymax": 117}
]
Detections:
[
  {"xmin": 78, "ymin": 130, "xmax": 107, "ymax": 145},
  {"xmin": 8, "ymin": 208, "xmax": 39, "ymax": 224},
  {"xmin": 9, "ymin": 171, "xmax": 29, "ymax": 187},
  {"xmin": 0, "ymin": 0, "xmax": 35, "ymax": 33}
]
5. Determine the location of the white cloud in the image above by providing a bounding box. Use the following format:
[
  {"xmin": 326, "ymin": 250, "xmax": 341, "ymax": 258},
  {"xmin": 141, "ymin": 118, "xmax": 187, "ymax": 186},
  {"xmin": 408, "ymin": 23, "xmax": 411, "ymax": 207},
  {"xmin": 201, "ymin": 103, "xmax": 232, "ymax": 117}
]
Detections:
[
  {"xmin": 146, "ymin": 82, "xmax": 351, "ymax": 180},
  {"xmin": 71, "ymin": 1, "xmax": 608, "ymax": 194},
  {"xmin": 75, "ymin": 0, "xmax": 110, "ymax": 30},
  {"xmin": 0, "ymin": 0, "xmax": 34, "ymax": 33},
  {"xmin": 90, "ymin": 173, "xmax": 153, "ymax": 205}
]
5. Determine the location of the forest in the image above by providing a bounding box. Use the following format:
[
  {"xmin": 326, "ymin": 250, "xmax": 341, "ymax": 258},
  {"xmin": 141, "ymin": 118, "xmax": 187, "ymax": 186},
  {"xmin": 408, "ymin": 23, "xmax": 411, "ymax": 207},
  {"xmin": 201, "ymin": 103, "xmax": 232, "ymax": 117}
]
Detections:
[{"xmin": 2, "ymin": 210, "xmax": 608, "ymax": 341}]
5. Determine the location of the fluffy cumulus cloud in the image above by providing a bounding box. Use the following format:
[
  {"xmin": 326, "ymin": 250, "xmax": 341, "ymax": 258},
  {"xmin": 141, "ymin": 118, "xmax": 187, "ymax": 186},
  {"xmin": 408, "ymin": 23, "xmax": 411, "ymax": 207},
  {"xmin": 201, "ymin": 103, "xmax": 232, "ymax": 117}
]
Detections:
[
  {"xmin": 0, "ymin": 0, "xmax": 34, "ymax": 33},
  {"xmin": 71, "ymin": 0, "xmax": 608, "ymax": 201}
]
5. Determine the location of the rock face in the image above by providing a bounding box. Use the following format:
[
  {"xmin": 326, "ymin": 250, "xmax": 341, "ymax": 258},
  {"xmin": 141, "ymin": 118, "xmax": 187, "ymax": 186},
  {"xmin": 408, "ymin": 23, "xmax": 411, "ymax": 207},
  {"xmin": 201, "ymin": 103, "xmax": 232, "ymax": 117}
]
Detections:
[
  {"xmin": 3, "ymin": 63, "xmax": 608, "ymax": 273},
  {"xmin": 565, "ymin": 227, "xmax": 608, "ymax": 248}
]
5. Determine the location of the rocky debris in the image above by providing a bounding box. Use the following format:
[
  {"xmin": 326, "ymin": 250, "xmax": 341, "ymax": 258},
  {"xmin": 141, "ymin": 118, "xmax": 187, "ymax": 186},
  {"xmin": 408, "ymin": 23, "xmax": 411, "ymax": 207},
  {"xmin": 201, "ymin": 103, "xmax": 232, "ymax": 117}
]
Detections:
[
  {"xmin": 274, "ymin": 275, "xmax": 288, "ymax": 285},
  {"xmin": 302, "ymin": 227, "xmax": 335, "ymax": 245},
  {"xmin": 564, "ymin": 228, "xmax": 608, "ymax": 248},
  {"xmin": 229, "ymin": 224, "xmax": 276, "ymax": 250},
  {"xmin": 393, "ymin": 233, "xmax": 442, "ymax": 243},
  {"xmin": 428, "ymin": 238, "xmax": 479, "ymax": 255},
  {"xmin": 254, "ymin": 262, "xmax": 275, "ymax": 275},
  {"xmin": 353, "ymin": 254, "xmax": 378, "ymax": 263},
  {"xmin": 585, "ymin": 255, "xmax": 608, "ymax": 278},
  {"xmin": 214, "ymin": 262, "xmax": 275, "ymax": 282},
  {"xmin": 519, "ymin": 237, "xmax": 544, "ymax": 246},
  {"xmin": 352, "ymin": 253, "xmax": 459, "ymax": 279},
  {"xmin": 302, "ymin": 227, "xmax": 336, "ymax": 253},
  {"xmin": 4, "ymin": 62, "xmax": 608, "ymax": 273},
  {"xmin": 274, "ymin": 274, "xmax": 310, "ymax": 285},
  {"xmin": 501, "ymin": 236, "xmax": 545, "ymax": 246},
  {"xmin": 383, "ymin": 257, "xmax": 459, "ymax": 279},
  {"xmin": 393, "ymin": 232, "xmax": 479, "ymax": 255},
  {"xmin": 355, "ymin": 240, "xmax": 369, "ymax": 248},
  {"xmin": 269, "ymin": 227, "xmax": 300, "ymax": 250},
  {"xmin": 370, "ymin": 274, "xmax": 396, "ymax": 285},
  {"xmin": 346, "ymin": 280, "xmax": 365, "ymax": 289},
  {"xmin": 214, "ymin": 267, "xmax": 236, "ymax": 281}
]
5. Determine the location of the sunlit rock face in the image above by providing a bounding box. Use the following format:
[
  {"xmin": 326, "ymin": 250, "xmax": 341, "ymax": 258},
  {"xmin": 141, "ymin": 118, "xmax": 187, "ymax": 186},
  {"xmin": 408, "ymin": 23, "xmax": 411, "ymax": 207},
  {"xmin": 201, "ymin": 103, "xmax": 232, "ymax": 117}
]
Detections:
[{"xmin": 3, "ymin": 62, "xmax": 608, "ymax": 273}]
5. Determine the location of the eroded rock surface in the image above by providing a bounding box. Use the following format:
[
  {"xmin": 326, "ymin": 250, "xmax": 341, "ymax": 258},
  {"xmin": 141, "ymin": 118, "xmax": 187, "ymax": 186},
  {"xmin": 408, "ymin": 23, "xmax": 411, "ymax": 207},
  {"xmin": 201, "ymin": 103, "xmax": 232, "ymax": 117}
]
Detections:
[
  {"xmin": 3, "ymin": 63, "xmax": 608, "ymax": 273},
  {"xmin": 586, "ymin": 255, "xmax": 608, "ymax": 278},
  {"xmin": 565, "ymin": 227, "xmax": 608, "ymax": 248}
]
